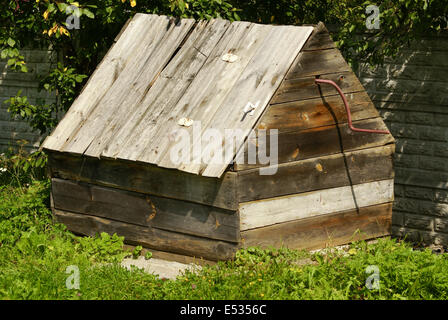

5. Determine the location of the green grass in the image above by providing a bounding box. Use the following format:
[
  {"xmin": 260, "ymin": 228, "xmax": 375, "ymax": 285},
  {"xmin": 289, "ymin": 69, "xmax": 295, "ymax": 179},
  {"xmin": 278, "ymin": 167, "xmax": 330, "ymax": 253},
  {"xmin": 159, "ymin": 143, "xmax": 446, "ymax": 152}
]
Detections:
[{"xmin": 1, "ymin": 159, "xmax": 448, "ymax": 299}]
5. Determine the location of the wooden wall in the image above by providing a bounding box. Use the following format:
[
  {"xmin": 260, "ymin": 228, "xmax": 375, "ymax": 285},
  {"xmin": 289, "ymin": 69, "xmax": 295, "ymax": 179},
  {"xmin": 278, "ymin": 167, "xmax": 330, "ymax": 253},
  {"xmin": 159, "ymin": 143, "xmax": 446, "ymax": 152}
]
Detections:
[
  {"xmin": 48, "ymin": 24, "xmax": 395, "ymax": 260},
  {"xmin": 234, "ymin": 25, "xmax": 395, "ymax": 250}
]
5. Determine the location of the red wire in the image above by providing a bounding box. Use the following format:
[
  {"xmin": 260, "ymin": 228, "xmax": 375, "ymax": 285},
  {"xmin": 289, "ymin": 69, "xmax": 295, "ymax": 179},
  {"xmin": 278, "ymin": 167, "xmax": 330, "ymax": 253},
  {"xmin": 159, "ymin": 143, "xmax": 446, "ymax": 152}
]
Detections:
[{"xmin": 315, "ymin": 78, "xmax": 390, "ymax": 135}]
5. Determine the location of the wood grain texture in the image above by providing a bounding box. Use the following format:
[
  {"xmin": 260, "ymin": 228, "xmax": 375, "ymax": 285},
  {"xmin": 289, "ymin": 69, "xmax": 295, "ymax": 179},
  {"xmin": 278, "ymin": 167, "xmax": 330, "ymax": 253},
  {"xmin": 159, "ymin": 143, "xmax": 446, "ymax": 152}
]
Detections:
[
  {"xmin": 64, "ymin": 16, "xmax": 195, "ymax": 155},
  {"xmin": 301, "ymin": 23, "xmax": 335, "ymax": 51},
  {"xmin": 239, "ymin": 179, "xmax": 394, "ymax": 231},
  {"xmin": 48, "ymin": 152, "xmax": 238, "ymax": 210},
  {"xmin": 99, "ymin": 19, "xmax": 231, "ymax": 161},
  {"xmin": 174, "ymin": 25, "xmax": 314, "ymax": 177},
  {"xmin": 144, "ymin": 22, "xmax": 270, "ymax": 168},
  {"xmin": 287, "ymin": 48, "xmax": 351, "ymax": 79},
  {"xmin": 256, "ymin": 91, "xmax": 380, "ymax": 133},
  {"xmin": 237, "ymin": 144, "xmax": 395, "ymax": 203},
  {"xmin": 271, "ymin": 71, "xmax": 365, "ymax": 105},
  {"xmin": 235, "ymin": 117, "xmax": 394, "ymax": 170},
  {"xmin": 54, "ymin": 209, "xmax": 239, "ymax": 261},
  {"xmin": 51, "ymin": 178, "xmax": 240, "ymax": 242},
  {"xmin": 41, "ymin": 13, "xmax": 155, "ymax": 151},
  {"xmin": 241, "ymin": 202, "xmax": 393, "ymax": 250}
]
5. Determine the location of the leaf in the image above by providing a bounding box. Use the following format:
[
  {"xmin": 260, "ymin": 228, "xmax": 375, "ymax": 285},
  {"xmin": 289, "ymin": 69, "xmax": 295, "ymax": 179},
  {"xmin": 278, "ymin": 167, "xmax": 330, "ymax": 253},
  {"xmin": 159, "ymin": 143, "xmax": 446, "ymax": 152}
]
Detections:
[
  {"xmin": 7, "ymin": 38, "xmax": 16, "ymax": 47},
  {"xmin": 82, "ymin": 9, "xmax": 94, "ymax": 19}
]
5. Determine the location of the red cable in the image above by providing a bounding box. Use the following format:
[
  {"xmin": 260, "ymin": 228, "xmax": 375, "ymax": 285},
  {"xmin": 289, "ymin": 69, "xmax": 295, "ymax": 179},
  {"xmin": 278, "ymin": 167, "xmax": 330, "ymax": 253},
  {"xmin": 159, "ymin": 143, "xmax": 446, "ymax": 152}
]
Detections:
[{"xmin": 315, "ymin": 78, "xmax": 390, "ymax": 134}]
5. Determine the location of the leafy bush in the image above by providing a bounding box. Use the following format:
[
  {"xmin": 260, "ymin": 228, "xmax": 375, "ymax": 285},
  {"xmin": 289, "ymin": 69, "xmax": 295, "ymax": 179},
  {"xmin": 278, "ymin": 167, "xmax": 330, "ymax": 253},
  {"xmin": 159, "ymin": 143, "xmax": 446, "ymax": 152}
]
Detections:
[
  {"xmin": 1, "ymin": 179, "xmax": 448, "ymax": 300},
  {"xmin": 0, "ymin": 142, "xmax": 47, "ymax": 187},
  {"xmin": 2, "ymin": 0, "xmax": 446, "ymax": 135}
]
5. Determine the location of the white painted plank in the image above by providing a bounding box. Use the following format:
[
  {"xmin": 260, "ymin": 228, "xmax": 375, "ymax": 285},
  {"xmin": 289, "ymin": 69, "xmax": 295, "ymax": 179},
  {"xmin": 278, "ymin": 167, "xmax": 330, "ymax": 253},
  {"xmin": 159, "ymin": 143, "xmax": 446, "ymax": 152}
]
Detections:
[{"xmin": 239, "ymin": 179, "xmax": 394, "ymax": 231}]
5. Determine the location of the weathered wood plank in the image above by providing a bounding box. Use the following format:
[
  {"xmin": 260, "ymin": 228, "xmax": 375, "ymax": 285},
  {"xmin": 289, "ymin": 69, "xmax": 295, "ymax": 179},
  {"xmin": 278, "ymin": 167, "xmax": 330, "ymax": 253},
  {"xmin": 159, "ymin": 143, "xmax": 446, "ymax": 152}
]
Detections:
[
  {"xmin": 237, "ymin": 144, "xmax": 395, "ymax": 203},
  {"xmin": 54, "ymin": 209, "xmax": 239, "ymax": 261},
  {"xmin": 63, "ymin": 16, "xmax": 195, "ymax": 154},
  {"xmin": 301, "ymin": 23, "xmax": 335, "ymax": 51},
  {"xmin": 52, "ymin": 178, "xmax": 154, "ymax": 227},
  {"xmin": 94, "ymin": 19, "xmax": 231, "ymax": 160},
  {"xmin": 286, "ymin": 48, "xmax": 351, "ymax": 79},
  {"xmin": 241, "ymin": 202, "xmax": 392, "ymax": 250},
  {"xmin": 271, "ymin": 71, "xmax": 365, "ymax": 105},
  {"xmin": 240, "ymin": 179, "xmax": 394, "ymax": 231},
  {"xmin": 47, "ymin": 152, "xmax": 238, "ymax": 210},
  {"xmin": 135, "ymin": 21, "xmax": 264, "ymax": 165},
  {"xmin": 41, "ymin": 14, "xmax": 157, "ymax": 151},
  {"xmin": 147, "ymin": 193, "xmax": 240, "ymax": 243},
  {"xmin": 194, "ymin": 25, "xmax": 314, "ymax": 177},
  {"xmin": 257, "ymin": 91, "xmax": 380, "ymax": 133},
  {"xmin": 51, "ymin": 178, "xmax": 240, "ymax": 242},
  {"xmin": 235, "ymin": 117, "xmax": 394, "ymax": 170}
]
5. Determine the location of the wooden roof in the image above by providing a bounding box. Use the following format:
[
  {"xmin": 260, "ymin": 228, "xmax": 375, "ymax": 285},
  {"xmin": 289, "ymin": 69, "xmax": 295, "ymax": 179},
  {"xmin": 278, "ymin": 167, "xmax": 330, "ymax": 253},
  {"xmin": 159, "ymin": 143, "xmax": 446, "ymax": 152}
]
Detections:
[{"xmin": 42, "ymin": 13, "xmax": 313, "ymax": 177}]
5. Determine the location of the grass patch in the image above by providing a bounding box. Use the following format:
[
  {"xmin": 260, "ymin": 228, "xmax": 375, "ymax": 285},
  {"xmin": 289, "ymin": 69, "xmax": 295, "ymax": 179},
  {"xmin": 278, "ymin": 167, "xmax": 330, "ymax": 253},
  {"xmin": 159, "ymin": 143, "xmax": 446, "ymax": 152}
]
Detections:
[{"xmin": 1, "ymin": 153, "xmax": 448, "ymax": 300}]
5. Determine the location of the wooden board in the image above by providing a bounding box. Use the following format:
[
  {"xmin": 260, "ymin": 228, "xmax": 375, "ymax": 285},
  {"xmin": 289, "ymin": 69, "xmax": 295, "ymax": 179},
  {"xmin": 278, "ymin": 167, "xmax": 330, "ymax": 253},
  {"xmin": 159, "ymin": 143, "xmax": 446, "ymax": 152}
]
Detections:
[
  {"xmin": 54, "ymin": 209, "xmax": 239, "ymax": 261},
  {"xmin": 286, "ymin": 48, "xmax": 351, "ymax": 79},
  {"xmin": 172, "ymin": 25, "xmax": 314, "ymax": 177},
  {"xmin": 62, "ymin": 16, "xmax": 195, "ymax": 154},
  {"xmin": 235, "ymin": 117, "xmax": 394, "ymax": 170},
  {"xmin": 271, "ymin": 71, "xmax": 365, "ymax": 105},
  {"xmin": 47, "ymin": 152, "xmax": 238, "ymax": 210},
  {"xmin": 241, "ymin": 202, "xmax": 392, "ymax": 250},
  {"xmin": 51, "ymin": 178, "xmax": 240, "ymax": 242},
  {"xmin": 239, "ymin": 179, "xmax": 394, "ymax": 231},
  {"xmin": 301, "ymin": 23, "xmax": 335, "ymax": 51},
  {"xmin": 256, "ymin": 91, "xmax": 380, "ymax": 133},
  {"xmin": 41, "ymin": 14, "xmax": 174, "ymax": 151},
  {"xmin": 237, "ymin": 144, "xmax": 395, "ymax": 203},
  {"xmin": 90, "ymin": 19, "xmax": 231, "ymax": 160},
  {"xmin": 141, "ymin": 22, "xmax": 272, "ymax": 167}
]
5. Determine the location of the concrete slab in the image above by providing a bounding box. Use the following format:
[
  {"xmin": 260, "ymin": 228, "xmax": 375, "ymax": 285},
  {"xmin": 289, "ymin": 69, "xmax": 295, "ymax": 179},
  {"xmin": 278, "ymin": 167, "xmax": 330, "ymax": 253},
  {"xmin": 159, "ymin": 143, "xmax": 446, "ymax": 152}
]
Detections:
[{"xmin": 121, "ymin": 257, "xmax": 201, "ymax": 280}]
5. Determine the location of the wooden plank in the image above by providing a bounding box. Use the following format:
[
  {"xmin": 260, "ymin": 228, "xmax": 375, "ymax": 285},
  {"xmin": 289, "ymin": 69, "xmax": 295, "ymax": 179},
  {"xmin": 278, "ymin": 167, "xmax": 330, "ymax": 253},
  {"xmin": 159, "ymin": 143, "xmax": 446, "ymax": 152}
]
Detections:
[
  {"xmin": 237, "ymin": 144, "xmax": 395, "ymax": 203},
  {"xmin": 241, "ymin": 202, "xmax": 392, "ymax": 250},
  {"xmin": 52, "ymin": 178, "xmax": 153, "ymax": 227},
  {"xmin": 91, "ymin": 19, "xmax": 231, "ymax": 159},
  {"xmin": 54, "ymin": 209, "xmax": 239, "ymax": 261},
  {"xmin": 199, "ymin": 25, "xmax": 314, "ymax": 177},
  {"xmin": 138, "ymin": 22, "xmax": 272, "ymax": 167},
  {"xmin": 240, "ymin": 179, "xmax": 394, "ymax": 231},
  {"xmin": 41, "ymin": 14, "xmax": 161, "ymax": 151},
  {"xmin": 271, "ymin": 71, "xmax": 365, "ymax": 105},
  {"xmin": 51, "ymin": 178, "xmax": 240, "ymax": 242},
  {"xmin": 301, "ymin": 23, "xmax": 335, "ymax": 51},
  {"xmin": 62, "ymin": 16, "xmax": 195, "ymax": 154},
  {"xmin": 47, "ymin": 152, "xmax": 238, "ymax": 210},
  {"xmin": 257, "ymin": 91, "xmax": 379, "ymax": 133},
  {"xmin": 147, "ymin": 193, "xmax": 239, "ymax": 243},
  {"xmin": 235, "ymin": 117, "xmax": 394, "ymax": 170},
  {"xmin": 286, "ymin": 48, "xmax": 351, "ymax": 79},
  {"xmin": 189, "ymin": 25, "xmax": 314, "ymax": 177}
]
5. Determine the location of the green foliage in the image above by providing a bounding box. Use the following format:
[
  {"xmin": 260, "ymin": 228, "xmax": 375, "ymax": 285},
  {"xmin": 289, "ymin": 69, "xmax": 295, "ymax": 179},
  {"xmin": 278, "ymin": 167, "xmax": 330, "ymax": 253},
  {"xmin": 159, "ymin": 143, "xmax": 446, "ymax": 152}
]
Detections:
[
  {"xmin": 1, "ymin": 179, "xmax": 448, "ymax": 300},
  {"xmin": 132, "ymin": 245, "xmax": 143, "ymax": 259},
  {"xmin": 0, "ymin": 143, "xmax": 47, "ymax": 186},
  {"xmin": 1, "ymin": 0, "xmax": 447, "ymax": 135},
  {"xmin": 145, "ymin": 251, "xmax": 153, "ymax": 260}
]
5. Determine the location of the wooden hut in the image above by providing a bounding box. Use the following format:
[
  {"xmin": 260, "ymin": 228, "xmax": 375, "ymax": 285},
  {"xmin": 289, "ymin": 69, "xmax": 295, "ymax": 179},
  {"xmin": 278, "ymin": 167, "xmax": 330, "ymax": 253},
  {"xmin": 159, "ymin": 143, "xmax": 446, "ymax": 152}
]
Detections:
[{"xmin": 42, "ymin": 14, "xmax": 395, "ymax": 261}]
